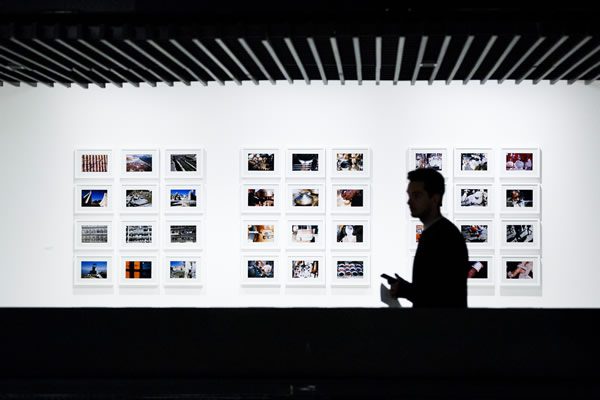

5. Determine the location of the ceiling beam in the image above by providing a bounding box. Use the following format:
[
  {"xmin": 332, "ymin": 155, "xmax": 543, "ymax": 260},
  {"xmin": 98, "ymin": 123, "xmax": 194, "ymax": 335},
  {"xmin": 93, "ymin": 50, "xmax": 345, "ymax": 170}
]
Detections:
[
  {"xmin": 555, "ymin": 43, "xmax": 600, "ymax": 84},
  {"xmin": 285, "ymin": 38, "xmax": 310, "ymax": 84},
  {"xmin": 101, "ymin": 40, "xmax": 157, "ymax": 87},
  {"xmin": 238, "ymin": 38, "xmax": 274, "ymax": 84},
  {"xmin": 516, "ymin": 36, "xmax": 568, "ymax": 84},
  {"xmin": 353, "ymin": 37, "xmax": 362, "ymax": 85},
  {"xmin": 412, "ymin": 36, "xmax": 428, "ymax": 85},
  {"xmin": 78, "ymin": 39, "xmax": 140, "ymax": 87},
  {"xmin": 124, "ymin": 40, "xmax": 182, "ymax": 86},
  {"xmin": 498, "ymin": 37, "xmax": 545, "ymax": 84},
  {"xmin": 193, "ymin": 39, "xmax": 240, "ymax": 85},
  {"xmin": 534, "ymin": 36, "xmax": 592, "ymax": 84},
  {"xmin": 464, "ymin": 35, "xmax": 497, "ymax": 84},
  {"xmin": 585, "ymin": 70, "xmax": 600, "ymax": 85},
  {"xmin": 215, "ymin": 38, "xmax": 257, "ymax": 85},
  {"xmin": 307, "ymin": 37, "xmax": 327, "ymax": 85},
  {"xmin": 569, "ymin": 59, "xmax": 600, "ymax": 84},
  {"xmin": 375, "ymin": 36, "xmax": 382, "ymax": 85},
  {"xmin": 0, "ymin": 49, "xmax": 72, "ymax": 87},
  {"xmin": 429, "ymin": 36, "xmax": 451, "ymax": 85},
  {"xmin": 447, "ymin": 35, "xmax": 474, "ymax": 84},
  {"xmin": 330, "ymin": 37, "xmax": 344, "ymax": 85},
  {"xmin": 72, "ymin": 67, "xmax": 105, "ymax": 88},
  {"xmin": 149, "ymin": 40, "xmax": 206, "ymax": 86},
  {"xmin": 481, "ymin": 35, "xmax": 520, "ymax": 84},
  {"xmin": 393, "ymin": 36, "xmax": 405, "ymax": 85},
  {"xmin": 0, "ymin": 67, "xmax": 34, "ymax": 86},
  {"xmin": 262, "ymin": 39, "xmax": 292, "ymax": 84}
]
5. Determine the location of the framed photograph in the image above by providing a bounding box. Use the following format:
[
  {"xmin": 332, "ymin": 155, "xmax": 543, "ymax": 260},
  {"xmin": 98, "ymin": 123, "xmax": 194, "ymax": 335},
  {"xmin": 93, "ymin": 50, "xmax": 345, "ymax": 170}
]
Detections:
[
  {"xmin": 501, "ymin": 184, "xmax": 540, "ymax": 214},
  {"xmin": 286, "ymin": 148, "xmax": 325, "ymax": 178},
  {"xmin": 164, "ymin": 149, "xmax": 204, "ymax": 179},
  {"xmin": 241, "ymin": 219, "xmax": 279, "ymax": 250},
  {"xmin": 454, "ymin": 184, "xmax": 493, "ymax": 214},
  {"xmin": 408, "ymin": 219, "xmax": 424, "ymax": 251},
  {"xmin": 501, "ymin": 256, "xmax": 541, "ymax": 286},
  {"xmin": 286, "ymin": 219, "xmax": 325, "ymax": 250},
  {"xmin": 331, "ymin": 148, "xmax": 370, "ymax": 178},
  {"xmin": 500, "ymin": 148, "xmax": 540, "ymax": 178},
  {"xmin": 164, "ymin": 220, "xmax": 203, "ymax": 250},
  {"xmin": 119, "ymin": 255, "xmax": 159, "ymax": 286},
  {"xmin": 456, "ymin": 219, "xmax": 494, "ymax": 250},
  {"xmin": 407, "ymin": 148, "xmax": 449, "ymax": 177},
  {"xmin": 501, "ymin": 220, "xmax": 540, "ymax": 250},
  {"xmin": 120, "ymin": 220, "xmax": 159, "ymax": 250},
  {"xmin": 74, "ymin": 185, "xmax": 113, "ymax": 213},
  {"xmin": 241, "ymin": 255, "xmax": 280, "ymax": 286},
  {"xmin": 120, "ymin": 184, "xmax": 159, "ymax": 213},
  {"xmin": 286, "ymin": 184, "xmax": 325, "ymax": 214},
  {"xmin": 467, "ymin": 255, "xmax": 494, "ymax": 286},
  {"xmin": 240, "ymin": 148, "xmax": 280, "ymax": 178},
  {"xmin": 164, "ymin": 255, "xmax": 203, "ymax": 286},
  {"xmin": 74, "ymin": 149, "xmax": 113, "ymax": 179},
  {"xmin": 241, "ymin": 183, "xmax": 280, "ymax": 213},
  {"xmin": 454, "ymin": 148, "xmax": 493, "ymax": 178},
  {"xmin": 121, "ymin": 149, "xmax": 159, "ymax": 179},
  {"xmin": 331, "ymin": 184, "xmax": 370, "ymax": 214},
  {"xmin": 164, "ymin": 184, "xmax": 204, "ymax": 214},
  {"xmin": 73, "ymin": 255, "xmax": 113, "ymax": 286},
  {"xmin": 74, "ymin": 219, "xmax": 113, "ymax": 250},
  {"xmin": 330, "ymin": 255, "xmax": 370, "ymax": 287},
  {"xmin": 285, "ymin": 254, "xmax": 325, "ymax": 287},
  {"xmin": 332, "ymin": 219, "xmax": 370, "ymax": 250}
]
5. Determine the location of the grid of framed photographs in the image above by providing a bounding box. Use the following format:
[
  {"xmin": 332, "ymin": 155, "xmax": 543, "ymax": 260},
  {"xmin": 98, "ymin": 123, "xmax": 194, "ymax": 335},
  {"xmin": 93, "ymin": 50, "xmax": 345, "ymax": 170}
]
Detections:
[
  {"xmin": 73, "ymin": 148, "xmax": 205, "ymax": 289},
  {"xmin": 407, "ymin": 147, "xmax": 542, "ymax": 291},
  {"xmin": 240, "ymin": 147, "xmax": 372, "ymax": 288}
]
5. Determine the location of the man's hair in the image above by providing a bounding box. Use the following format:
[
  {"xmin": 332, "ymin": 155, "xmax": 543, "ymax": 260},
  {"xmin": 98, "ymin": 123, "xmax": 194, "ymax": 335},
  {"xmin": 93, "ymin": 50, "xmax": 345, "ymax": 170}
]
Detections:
[{"xmin": 407, "ymin": 168, "xmax": 445, "ymax": 205}]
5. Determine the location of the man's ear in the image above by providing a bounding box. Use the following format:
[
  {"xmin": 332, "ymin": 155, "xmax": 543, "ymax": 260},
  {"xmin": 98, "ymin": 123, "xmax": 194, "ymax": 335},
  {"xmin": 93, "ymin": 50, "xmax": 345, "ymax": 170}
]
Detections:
[{"xmin": 432, "ymin": 193, "xmax": 442, "ymax": 208}]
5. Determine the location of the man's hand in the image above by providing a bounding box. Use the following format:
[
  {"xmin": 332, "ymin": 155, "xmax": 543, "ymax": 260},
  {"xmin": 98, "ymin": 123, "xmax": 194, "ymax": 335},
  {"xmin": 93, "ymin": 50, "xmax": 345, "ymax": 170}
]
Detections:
[{"xmin": 389, "ymin": 275, "xmax": 411, "ymax": 299}]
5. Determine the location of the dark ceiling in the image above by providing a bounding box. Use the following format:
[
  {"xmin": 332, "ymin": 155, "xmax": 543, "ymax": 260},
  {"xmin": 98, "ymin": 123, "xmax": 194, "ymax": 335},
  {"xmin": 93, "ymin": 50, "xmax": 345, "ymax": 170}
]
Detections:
[{"xmin": 1, "ymin": 1, "xmax": 599, "ymax": 88}]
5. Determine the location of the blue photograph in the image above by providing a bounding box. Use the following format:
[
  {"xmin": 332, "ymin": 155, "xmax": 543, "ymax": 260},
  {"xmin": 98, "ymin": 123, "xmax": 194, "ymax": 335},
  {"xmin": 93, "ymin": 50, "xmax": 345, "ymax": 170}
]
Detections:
[
  {"xmin": 81, "ymin": 190, "xmax": 108, "ymax": 207},
  {"xmin": 80, "ymin": 261, "xmax": 108, "ymax": 279}
]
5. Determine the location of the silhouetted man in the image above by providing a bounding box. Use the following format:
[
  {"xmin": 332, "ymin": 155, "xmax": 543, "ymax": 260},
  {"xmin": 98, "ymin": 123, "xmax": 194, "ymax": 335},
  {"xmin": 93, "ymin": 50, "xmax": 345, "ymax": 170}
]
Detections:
[{"xmin": 389, "ymin": 168, "xmax": 469, "ymax": 307}]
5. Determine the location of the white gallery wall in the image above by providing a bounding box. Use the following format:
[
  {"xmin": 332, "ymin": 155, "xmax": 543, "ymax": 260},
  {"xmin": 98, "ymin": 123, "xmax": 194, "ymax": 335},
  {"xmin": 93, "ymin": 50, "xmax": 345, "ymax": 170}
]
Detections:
[{"xmin": 1, "ymin": 81, "xmax": 599, "ymax": 308}]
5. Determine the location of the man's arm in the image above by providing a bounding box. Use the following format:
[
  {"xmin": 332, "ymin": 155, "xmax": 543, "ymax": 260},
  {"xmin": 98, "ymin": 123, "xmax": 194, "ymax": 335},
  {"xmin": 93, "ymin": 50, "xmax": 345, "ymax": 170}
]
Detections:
[{"xmin": 389, "ymin": 275, "xmax": 415, "ymax": 302}]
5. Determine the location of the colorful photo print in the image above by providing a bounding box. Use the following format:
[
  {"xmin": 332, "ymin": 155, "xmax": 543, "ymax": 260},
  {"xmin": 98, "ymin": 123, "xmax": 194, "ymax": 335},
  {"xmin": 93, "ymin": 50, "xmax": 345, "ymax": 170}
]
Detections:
[
  {"xmin": 247, "ymin": 224, "xmax": 275, "ymax": 243},
  {"xmin": 81, "ymin": 154, "xmax": 108, "ymax": 173},
  {"xmin": 124, "ymin": 260, "xmax": 152, "ymax": 279},
  {"xmin": 292, "ymin": 188, "xmax": 319, "ymax": 207},
  {"xmin": 461, "ymin": 188, "xmax": 489, "ymax": 207},
  {"xmin": 336, "ymin": 152, "xmax": 364, "ymax": 172},
  {"xmin": 415, "ymin": 224, "xmax": 424, "ymax": 243},
  {"xmin": 248, "ymin": 188, "xmax": 275, "ymax": 207},
  {"xmin": 506, "ymin": 224, "xmax": 534, "ymax": 243},
  {"xmin": 336, "ymin": 260, "xmax": 364, "ymax": 279},
  {"xmin": 170, "ymin": 153, "xmax": 197, "ymax": 172},
  {"xmin": 170, "ymin": 225, "xmax": 197, "ymax": 243},
  {"xmin": 81, "ymin": 189, "xmax": 108, "ymax": 208},
  {"xmin": 247, "ymin": 259, "xmax": 275, "ymax": 278},
  {"xmin": 336, "ymin": 224, "xmax": 364, "ymax": 243},
  {"xmin": 170, "ymin": 189, "xmax": 197, "ymax": 207},
  {"xmin": 248, "ymin": 153, "xmax": 275, "ymax": 171},
  {"xmin": 506, "ymin": 189, "xmax": 533, "ymax": 208},
  {"xmin": 292, "ymin": 153, "xmax": 319, "ymax": 171},
  {"xmin": 505, "ymin": 152, "xmax": 533, "ymax": 171},
  {"xmin": 467, "ymin": 260, "xmax": 488, "ymax": 279},
  {"xmin": 125, "ymin": 189, "xmax": 153, "ymax": 208},
  {"xmin": 291, "ymin": 224, "xmax": 319, "ymax": 243},
  {"xmin": 415, "ymin": 152, "xmax": 443, "ymax": 170},
  {"xmin": 506, "ymin": 260, "xmax": 534, "ymax": 280},
  {"xmin": 80, "ymin": 260, "xmax": 108, "ymax": 279},
  {"xmin": 336, "ymin": 189, "xmax": 364, "ymax": 207},
  {"xmin": 291, "ymin": 259, "xmax": 320, "ymax": 279},
  {"xmin": 460, "ymin": 225, "xmax": 489, "ymax": 243},
  {"xmin": 170, "ymin": 260, "xmax": 197, "ymax": 279},
  {"xmin": 126, "ymin": 153, "xmax": 153, "ymax": 172},
  {"xmin": 460, "ymin": 153, "xmax": 488, "ymax": 171}
]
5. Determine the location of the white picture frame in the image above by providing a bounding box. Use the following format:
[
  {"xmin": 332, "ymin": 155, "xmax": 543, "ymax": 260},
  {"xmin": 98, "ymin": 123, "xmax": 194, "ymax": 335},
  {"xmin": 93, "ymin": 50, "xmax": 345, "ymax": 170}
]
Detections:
[
  {"xmin": 285, "ymin": 254, "xmax": 326, "ymax": 287},
  {"xmin": 454, "ymin": 184, "xmax": 494, "ymax": 214},
  {"xmin": 164, "ymin": 219, "xmax": 203, "ymax": 250},
  {"xmin": 286, "ymin": 148, "xmax": 325, "ymax": 178},
  {"xmin": 455, "ymin": 219, "xmax": 494, "ymax": 250},
  {"xmin": 120, "ymin": 184, "xmax": 159, "ymax": 214},
  {"xmin": 74, "ymin": 185, "xmax": 113, "ymax": 214},
  {"xmin": 330, "ymin": 254, "xmax": 371, "ymax": 287},
  {"xmin": 74, "ymin": 219, "xmax": 113, "ymax": 250},
  {"xmin": 240, "ymin": 148, "xmax": 280, "ymax": 178},
  {"xmin": 500, "ymin": 147, "xmax": 540, "ymax": 179},
  {"xmin": 408, "ymin": 219, "xmax": 424, "ymax": 251},
  {"xmin": 331, "ymin": 148, "xmax": 371, "ymax": 178},
  {"xmin": 164, "ymin": 183, "xmax": 205, "ymax": 214},
  {"xmin": 73, "ymin": 255, "xmax": 113, "ymax": 286},
  {"xmin": 331, "ymin": 184, "xmax": 370, "ymax": 214},
  {"xmin": 163, "ymin": 255, "xmax": 203, "ymax": 287},
  {"xmin": 500, "ymin": 256, "xmax": 541, "ymax": 286},
  {"xmin": 500, "ymin": 184, "xmax": 540, "ymax": 215},
  {"xmin": 241, "ymin": 219, "xmax": 280, "ymax": 250},
  {"xmin": 241, "ymin": 183, "xmax": 281, "ymax": 214},
  {"xmin": 454, "ymin": 148, "xmax": 494, "ymax": 178},
  {"xmin": 407, "ymin": 148, "xmax": 449, "ymax": 177},
  {"xmin": 241, "ymin": 255, "xmax": 281, "ymax": 286},
  {"xmin": 501, "ymin": 219, "xmax": 540, "ymax": 250},
  {"xmin": 286, "ymin": 184, "xmax": 325, "ymax": 214},
  {"xmin": 331, "ymin": 219, "xmax": 371, "ymax": 250},
  {"xmin": 164, "ymin": 149, "xmax": 204, "ymax": 179},
  {"xmin": 467, "ymin": 255, "xmax": 495, "ymax": 286},
  {"xmin": 121, "ymin": 149, "xmax": 159, "ymax": 179},
  {"xmin": 120, "ymin": 219, "xmax": 159, "ymax": 250},
  {"xmin": 74, "ymin": 149, "xmax": 113, "ymax": 179},
  {"xmin": 119, "ymin": 254, "xmax": 159, "ymax": 286},
  {"xmin": 285, "ymin": 218, "xmax": 325, "ymax": 250}
]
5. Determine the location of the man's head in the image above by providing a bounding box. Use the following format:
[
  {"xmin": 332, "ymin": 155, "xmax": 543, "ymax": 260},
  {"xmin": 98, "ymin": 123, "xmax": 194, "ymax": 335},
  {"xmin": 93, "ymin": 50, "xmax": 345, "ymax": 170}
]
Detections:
[{"xmin": 406, "ymin": 168, "xmax": 445, "ymax": 220}]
